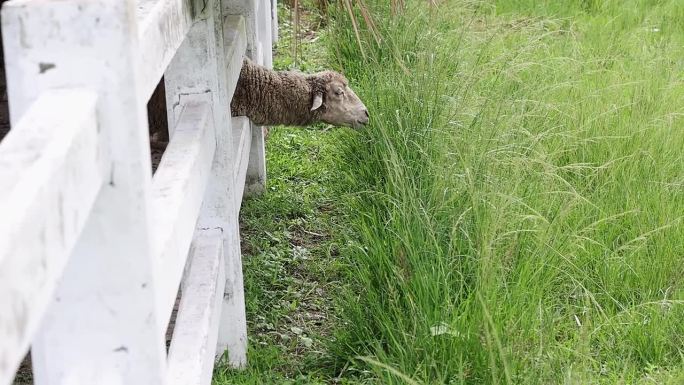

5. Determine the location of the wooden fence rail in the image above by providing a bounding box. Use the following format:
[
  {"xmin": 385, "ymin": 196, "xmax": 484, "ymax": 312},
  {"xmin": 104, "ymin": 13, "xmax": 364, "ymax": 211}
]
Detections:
[{"xmin": 0, "ymin": 0, "xmax": 275, "ymax": 383}]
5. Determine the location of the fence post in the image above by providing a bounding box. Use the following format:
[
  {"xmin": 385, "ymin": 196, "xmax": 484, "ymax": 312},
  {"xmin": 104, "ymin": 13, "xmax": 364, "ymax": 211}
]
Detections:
[
  {"xmin": 164, "ymin": 0, "xmax": 248, "ymax": 367},
  {"xmin": 257, "ymin": 0, "xmax": 273, "ymax": 69},
  {"xmin": 272, "ymin": 0, "xmax": 279, "ymax": 43},
  {"xmin": 242, "ymin": 0, "xmax": 275, "ymax": 196},
  {"xmin": 1, "ymin": 1, "xmax": 167, "ymax": 384},
  {"xmin": 224, "ymin": 0, "xmax": 268, "ymax": 196}
]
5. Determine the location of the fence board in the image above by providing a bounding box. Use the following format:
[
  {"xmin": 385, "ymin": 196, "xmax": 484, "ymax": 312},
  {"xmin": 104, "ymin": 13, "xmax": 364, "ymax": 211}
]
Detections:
[
  {"xmin": 1, "ymin": 1, "xmax": 168, "ymax": 383},
  {"xmin": 137, "ymin": 0, "xmax": 205, "ymax": 101},
  {"xmin": 271, "ymin": 0, "xmax": 278, "ymax": 43},
  {"xmin": 223, "ymin": 16, "xmax": 247, "ymax": 100},
  {"xmin": 223, "ymin": 0, "xmax": 258, "ymax": 60},
  {"xmin": 257, "ymin": 0, "xmax": 272, "ymax": 68},
  {"xmin": 151, "ymin": 101, "xmax": 216, "ymax": 328},
  {"xmin": 0, "ymin": 0, "xmax": 277, "ymax": 380},
  {"xmin": 0, "ymin": 90, "xmax": 100, "ymax": 385},
  {"xmin": 231, "ymin": 117, "xmax": 251, "ymax": 207},
  {"xmin": 167, "ymin": 229, "xmax": 225, "ymax": 385}
]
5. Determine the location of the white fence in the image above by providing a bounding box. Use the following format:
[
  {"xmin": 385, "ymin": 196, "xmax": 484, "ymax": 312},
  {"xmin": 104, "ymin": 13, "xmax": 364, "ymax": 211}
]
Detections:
[{"xmin": 0, "ymin": 0, "xmax": 275, "ymax": 383}]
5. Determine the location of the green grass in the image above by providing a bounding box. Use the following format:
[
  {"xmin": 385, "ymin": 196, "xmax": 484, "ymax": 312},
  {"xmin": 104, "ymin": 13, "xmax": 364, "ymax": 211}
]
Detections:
[
  {"xmin": 216, "ymin": 0, "xmax": 684, "ymax": 383},
  {"xmin": 214, "ymin": 4, "xmax": 356, "ymax": 384},
  {"xmin": 213, "ymin": 126, "xmax": 351, "ymax": 385}
]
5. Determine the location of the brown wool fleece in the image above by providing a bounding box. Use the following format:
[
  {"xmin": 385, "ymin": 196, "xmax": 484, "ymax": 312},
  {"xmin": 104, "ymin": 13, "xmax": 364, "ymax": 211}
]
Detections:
[{"xmin": 230, "ymin": 58, "xmax": 346, "ymax": 126}]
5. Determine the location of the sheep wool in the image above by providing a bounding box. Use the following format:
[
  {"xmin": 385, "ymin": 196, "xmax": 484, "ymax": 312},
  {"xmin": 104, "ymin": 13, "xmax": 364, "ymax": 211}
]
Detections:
[{"xmin": 230, "ymin": 58, "xmax": 343, "ymax": 126}]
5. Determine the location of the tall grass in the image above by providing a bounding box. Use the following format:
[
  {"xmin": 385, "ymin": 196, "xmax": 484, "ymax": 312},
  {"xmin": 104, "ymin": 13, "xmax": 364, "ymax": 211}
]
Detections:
[{"xmin": 327, "ymin": 0, "xmax": 684, "ymax": 383}]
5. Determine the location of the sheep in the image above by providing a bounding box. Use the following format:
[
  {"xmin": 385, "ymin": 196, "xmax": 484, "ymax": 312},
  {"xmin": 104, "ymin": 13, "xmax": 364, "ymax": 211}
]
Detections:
[
  {"xmin": 146, "ymin": 58, "xmax": 369, "ymax": 156},
  {"xmin": 230, "ymin": 58, "xmax": 369, "ymax": 128}
]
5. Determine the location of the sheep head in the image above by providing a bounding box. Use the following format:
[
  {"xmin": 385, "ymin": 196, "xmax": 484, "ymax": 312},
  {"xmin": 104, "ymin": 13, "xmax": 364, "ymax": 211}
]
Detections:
[{"xmin": 309, "ymin": 71, "xmax": 369, "ymax": 129}]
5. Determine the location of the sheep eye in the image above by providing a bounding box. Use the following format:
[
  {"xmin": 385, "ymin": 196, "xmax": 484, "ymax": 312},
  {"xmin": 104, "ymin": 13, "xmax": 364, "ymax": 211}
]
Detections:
[{"xmin": 334, "ymin": 89, "xmax": 344, "ymax": 96}]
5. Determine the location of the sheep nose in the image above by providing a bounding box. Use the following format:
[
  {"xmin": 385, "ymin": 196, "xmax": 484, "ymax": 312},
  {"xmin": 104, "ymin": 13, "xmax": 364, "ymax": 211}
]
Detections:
[{"xmin": 359, "ymin": 109, "xmax": 369, "ymax": 125}]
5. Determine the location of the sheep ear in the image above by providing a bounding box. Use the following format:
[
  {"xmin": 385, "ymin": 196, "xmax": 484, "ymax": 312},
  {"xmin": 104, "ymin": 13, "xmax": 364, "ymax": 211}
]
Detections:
[{"xmin": 311, "ymin": 93, "xmax": 323, "ymax": 111}]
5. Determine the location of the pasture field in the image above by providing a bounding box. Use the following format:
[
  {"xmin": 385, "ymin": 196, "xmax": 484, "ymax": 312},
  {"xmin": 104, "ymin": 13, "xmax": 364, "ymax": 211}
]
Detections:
[{"xmin": 216, "ymin": 1, "xmax": 684, "ymax": 383}]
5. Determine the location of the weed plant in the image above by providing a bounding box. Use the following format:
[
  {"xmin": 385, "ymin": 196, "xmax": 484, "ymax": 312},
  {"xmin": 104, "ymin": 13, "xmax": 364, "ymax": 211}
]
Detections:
[{"xmin": 328, "ymin": 1, "xmax": 684, "ymax": 383}]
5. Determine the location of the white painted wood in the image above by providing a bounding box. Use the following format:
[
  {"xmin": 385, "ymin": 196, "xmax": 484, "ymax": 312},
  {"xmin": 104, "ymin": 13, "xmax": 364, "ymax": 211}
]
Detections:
[
  {"xmin": 201, "ymin": 10, "xmax": 249, "ymax": 368},
  {"xmin": 151, "ymin": 101, "xmax": 215, "ymax": 329},
  {"xmin": 165, "ymin": 0, "xmax": 248, "ymax": 366},
  {"xmin": 244, "ymin": 121, "xmax": 266, "ymax": 196},
  {"xmin": 0, "ymin": 0, "xmax": 277, "ymax": 380},
  {"xmin": 2, "ymin": 1, "xmax": 168, "ymax": 384},
  {"xmin": 137, "ymin": 0, "xmax": 205, "ymax": 101},
  {"xmin": 257, "ymin": 0, "xmax": 273, "ymax": 69},
  {"xmin": 164, "ymin": 5, "xmax": 215, "ymax": 136},
  {"xmin": 227, "ymin": 0, "xmax": 269, "ymax": 196},
  {"xmin": 167, "ymin": 229, "xmax": 225, "ymax": 385},
  {"xmin": 231, "ymin": 117, "xmax": 252, "ymax": 207},
  {"xmin": 223, "ymin": 0, "xmax": 258, "ymax": 60},
  {"xmin": 164, "ymin": 14, "xmax": 245, "ymax": 138},
  {"xmin": 256, "ymin": 41, "xmax": 265, "ymax": 66},
  {"xmin": 271, "ymin": 0, "xmax": 278, "ymax": 43},
  {"xmin": 0, "ymin": 90, "xmax": 100, "ymax": 385},
  {"xmin": 254, "ymin": 0, "xmax": 273, "ymax": 193},
  {"xmin": 223, "ymin": 15, "xmax": 247, "ymax": 100}
]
